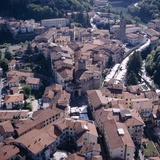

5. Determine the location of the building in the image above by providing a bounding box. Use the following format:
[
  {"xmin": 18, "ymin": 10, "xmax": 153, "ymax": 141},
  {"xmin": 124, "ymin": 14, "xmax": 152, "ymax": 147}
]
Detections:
[
  {"xmin": 42, "ymin": 83, "xmax": 62, "ymax": 103},
  {"xmin": 26, "ymin": 77, "xmax": 41, "ymax": 90},
  {"xmin": 0, "ymin": 143, "xmax": 21, "ymax": 160},
  {"xmin": 0, "ymin": 120, "xmax": 14, "ymax": 142},
  {"xmin": 131, "ymin": 98, "xmax": 152, "ymax": 121},
  {"xmin": 41, "ymin": 18, "xmax": 70, "ymax": 28},
  {"xmin": 94, "ymin": 0, "xmax": 109, "ymax": 7},
  {"xmin": 6, "ymin": 70, "xmax": 34, "ymax": 79},
  {"xmin": 7, "ymin": 76, "xmax": 19, "ymax": 88},
  {"xmin": 8, "ymin": 60, "xmax": 16, "ymax": 70},
  {"xmin": 13, "ymin": 118, "xmax": 99, "ymax": 160},
  {"xmin": 0, "ymin": 110, "xmax": 29, "ymax": 122},
  {"xmin": 115, "ymin": 19, "xmax": 126, "ymax": 42},
  {"xmin": 54, "ymin": 35, "xmax": 70, "ymax": 46},
  {"xmin": 148, "ymin": 19, "xmax": 160, "ymax": 32},
  {"xmin": 126, "ymin": 33, "xmax": 143, "ymax": 46},
  {"xmin": 4, "ymin": 94, "xmax": 24, "ymax": 109},
  {"xmin": 103, "ymin": 119, "xmax": 135, "ymax": 160}
]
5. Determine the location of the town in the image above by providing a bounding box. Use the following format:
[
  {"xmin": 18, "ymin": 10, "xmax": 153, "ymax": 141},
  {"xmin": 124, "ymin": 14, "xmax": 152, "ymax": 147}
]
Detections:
[{"xmin": 0, "ymin": 0, "xmax": 160, "ymax": 160}]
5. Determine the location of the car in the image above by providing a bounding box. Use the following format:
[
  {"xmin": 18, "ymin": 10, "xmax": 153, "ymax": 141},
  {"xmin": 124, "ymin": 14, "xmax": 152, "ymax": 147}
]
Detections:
[{"xmin": 38, "ymin": 99, "xmax": 43, "ymax": 105}]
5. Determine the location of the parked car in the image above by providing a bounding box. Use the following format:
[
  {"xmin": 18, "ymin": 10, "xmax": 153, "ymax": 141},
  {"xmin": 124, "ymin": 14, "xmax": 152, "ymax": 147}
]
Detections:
[{"xmin": 38, "ymin": 99, "xmax": 43, "ymax": 106}]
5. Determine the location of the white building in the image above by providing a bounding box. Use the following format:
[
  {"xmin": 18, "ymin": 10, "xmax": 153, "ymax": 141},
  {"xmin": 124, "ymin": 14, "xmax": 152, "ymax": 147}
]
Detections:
[
  {"xmin": 41, "ymin": 18, "xmax": 70, "ymax": 27},
  {"xmin": 126, "ymin": 33, "xmax": 143, "ymax": 46}
]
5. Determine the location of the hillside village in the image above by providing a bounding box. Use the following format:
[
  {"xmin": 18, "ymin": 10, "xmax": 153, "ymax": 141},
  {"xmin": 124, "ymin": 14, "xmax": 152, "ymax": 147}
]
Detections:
[{"xmin": 0, "ymin": 2, "xmax": 160, "ymax": 160}]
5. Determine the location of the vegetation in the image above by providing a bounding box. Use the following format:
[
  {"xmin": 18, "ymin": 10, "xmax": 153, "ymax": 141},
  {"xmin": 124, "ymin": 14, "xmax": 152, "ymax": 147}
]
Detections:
[
  {"xmin": 71, "ymin": 12, "xmax": 91, "ymax": 28},
  {"xmin": 0, "ymin": 0, "xmax": 93, "ymax": 21},
  {"xmin": 128, "ymin": 0, "xmax": 160, "ymax": 22},
  {"xmin": 23, "ymin": 85, "xmax": 31, "ymax": 99},
  {"xmin": 19, "ymin": 101, "xmax": 32, "ymax": 111},
  {"xmin": 145, "ymin": 46, "xmax": 160, "ymax": 87},
  {"xmin": 0, "ymin": 58, "xmax": 8, "ymax": 72},
  {"xmin": 4, "ymin": 48, "xmax": 13, "ymax": 60},
  {"xmin": 126, "ymin": 51, "xmax": 142, "ymax": 85}
]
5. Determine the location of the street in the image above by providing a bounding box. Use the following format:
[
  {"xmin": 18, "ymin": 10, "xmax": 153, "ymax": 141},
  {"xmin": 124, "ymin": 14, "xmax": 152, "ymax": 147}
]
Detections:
[{"xmin": 104, "ymin": 39, "xmax": 151, "ymax": 87}]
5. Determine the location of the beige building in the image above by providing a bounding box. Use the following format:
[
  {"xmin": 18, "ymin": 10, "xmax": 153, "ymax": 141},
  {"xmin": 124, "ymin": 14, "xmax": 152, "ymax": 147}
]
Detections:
[
  {"xmin": 26, "ymin": 77, "xmax": 41, "ymax": 90},
  {"xmin": 104, "ymin": 119, "xmax": 135, "ymax": 160},
  {"xmin": 131, "ymin": 98, "xmax": 152, "ymax": 121},
  {"xmin": 54, "ymin": 35, "xmax": 70, "ymax": 46},
  {"xmin": 41, "ymin": 18, "xmax": 70, "ymax": 27},
  {"xmin": 126, "ymin": 33, "xmax": 143, "ymax": 46}
]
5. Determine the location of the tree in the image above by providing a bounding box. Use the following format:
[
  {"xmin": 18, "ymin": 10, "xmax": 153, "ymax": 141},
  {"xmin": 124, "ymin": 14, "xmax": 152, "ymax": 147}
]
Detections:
[
  {"xmin": 127, "ymin": 71, "xmax": 138, "ymax": 85},
  {"xmin": 126, "ymin": 51, "xmax": 142, "ymax": 86},
  {"xmin": 4, "ymin": 48, "xmax": 13, "ymax": 60},
  {"xmin": 0, "ymin": 58, "xmax": 8, "ymax": 71},
  {"xmin": 26, "ymin": 42, "xmax": 34, "ymax": 54},
  {"xmin": 23, "ymin": 85, "xmax": 31, "ymax": 99},
  {"xmin": 0, "ymin": 50, "xmax": 3, "ymax": 59},
  {"xmin": 127, "ymin": 51, "xmax": 142, "ymax": 80},
  {"xmin": 134, "ymin": 16, "xmax": 141, "ymax": 24}
]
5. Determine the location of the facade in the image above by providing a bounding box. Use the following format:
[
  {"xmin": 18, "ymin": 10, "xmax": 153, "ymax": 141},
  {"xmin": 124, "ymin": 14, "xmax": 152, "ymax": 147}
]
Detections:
[
  {"xmin": 131, "ymin": 98, "xmax": 152, "ymax": 122},
  {"xmin": 94, "ymin": 0, "xmax": 109, "ymax": 7},
  {"xmin": 4, "ymin": 94, "xmax": 24, "ymax": 109},
  {"xmin": 126, "ymin": 33, "xmax": 143, "ymax": 46},
  {"xmin": 104, "ymin": 119, "xmax": 135, "ymax": 160},
  {"xmin": 8, "ymin": 60, "xmax": 16, "ymax": 70},
  {"xmin": 41, "ymin": 18, "xmax": 70, "ymax": 28},
  {"xmin": 7, "ymin": 76, "xmax": 19, "ymax": 88},
  {"xmin": 26, "ymin": 77, "xmax": 41, "ymax": 90},
  {"xmin": 0, "ymin": 120, "xmax": 14, "ymax": 142}
]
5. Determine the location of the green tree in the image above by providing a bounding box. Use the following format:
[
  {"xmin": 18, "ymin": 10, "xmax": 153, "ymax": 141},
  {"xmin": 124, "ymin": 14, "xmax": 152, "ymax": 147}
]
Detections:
[
  {"xmin": 26, "ymin": 42, "xmax": 34, "ymax": 54},
  {"xmin": 0, "ymin": 50, "xmax": 3, "ymax": 59},
  {"xmin": 0, "ymin": 58, "xmax": 8, "ymax": 71},
  {"xmin": 23, "ymin": 85, "xmax": 31, "ymax": 99},
  {"xmin": 127, "ymin": 71, "xmax": 138, "ymax": 85},
  {"xmin": 127, "ymin": 51, "xmax": 142, "ymax": 80}
]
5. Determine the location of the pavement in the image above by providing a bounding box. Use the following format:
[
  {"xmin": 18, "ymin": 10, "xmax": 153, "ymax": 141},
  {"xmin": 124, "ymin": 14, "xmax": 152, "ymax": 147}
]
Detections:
[{"xmin": 31, "ymin": 99, "xmax": 39, "ymax": 112}]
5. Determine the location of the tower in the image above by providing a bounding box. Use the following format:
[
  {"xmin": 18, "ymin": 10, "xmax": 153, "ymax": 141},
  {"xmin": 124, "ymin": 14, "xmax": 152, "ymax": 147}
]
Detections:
[
  {"xmin": 78, "ymin": 58, "xmax": 86, "ymax": 71},
  {"xmin": 115, "ymin": 19, "xmax": 126, "ymax": 42},
  {"xmin": 119, "ymin": 19, "xmax": 126, "ymax": 42}
]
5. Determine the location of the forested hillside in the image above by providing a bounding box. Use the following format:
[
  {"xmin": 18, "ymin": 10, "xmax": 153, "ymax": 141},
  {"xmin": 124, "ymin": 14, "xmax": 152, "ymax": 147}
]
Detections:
[
  {"xmin": 0, "ymin": 0, "xmax": 93, "ymax": 20},
  {"xmin": 128, "ymin": 0, "xmax": 160, "ymax": 22},
  {"xmin": 145, "ymin": 46, "xmax": 160, "ymax": 87}
]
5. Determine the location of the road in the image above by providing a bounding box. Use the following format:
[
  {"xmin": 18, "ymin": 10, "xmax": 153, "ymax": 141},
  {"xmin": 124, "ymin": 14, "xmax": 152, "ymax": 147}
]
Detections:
[
  {"xmin": 104, "ymin": 39, "xmax": 151, "ymax": 86},
  {"xmin": 139, "ymin": 150, "xmax": 145, "ymax": 160}
]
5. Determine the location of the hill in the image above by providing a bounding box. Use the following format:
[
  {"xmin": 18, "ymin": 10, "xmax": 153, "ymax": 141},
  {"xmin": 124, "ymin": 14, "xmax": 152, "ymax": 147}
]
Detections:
[
  {"xmin": 0, "ymin": 0, "xmax": 93, "ymax": 20},
  {"xmin": 128, "ymin": 0, "xmax": 160, "ymax": 22}
]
